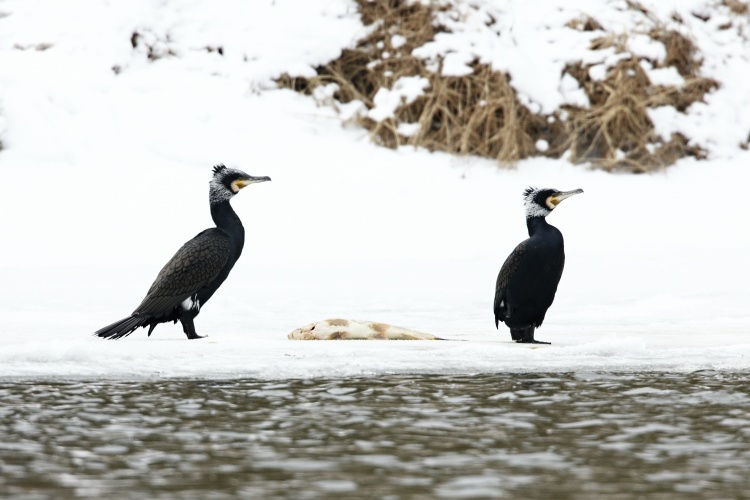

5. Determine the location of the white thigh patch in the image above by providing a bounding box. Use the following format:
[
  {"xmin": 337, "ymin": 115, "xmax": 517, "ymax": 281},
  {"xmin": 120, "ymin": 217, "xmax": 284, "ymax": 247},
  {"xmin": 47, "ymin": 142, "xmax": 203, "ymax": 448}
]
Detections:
[{"xmin": 181, "ymin": 296, "xmax": 200, "ymax": 312}]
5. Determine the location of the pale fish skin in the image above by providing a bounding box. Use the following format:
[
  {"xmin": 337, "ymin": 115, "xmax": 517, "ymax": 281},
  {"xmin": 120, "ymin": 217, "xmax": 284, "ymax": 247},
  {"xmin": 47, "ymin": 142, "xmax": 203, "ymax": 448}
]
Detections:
[{"xmin": 288, "ymin": 319, "xmax": 443, "ymax": 340}]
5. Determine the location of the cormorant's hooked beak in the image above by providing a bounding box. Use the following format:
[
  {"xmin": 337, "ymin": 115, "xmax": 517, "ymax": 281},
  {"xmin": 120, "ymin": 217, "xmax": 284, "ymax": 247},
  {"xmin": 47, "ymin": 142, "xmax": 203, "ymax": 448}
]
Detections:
[
  {"xmin": 549, "ymin": 188, "xmax": 583, "ymax": 206},
  {"xmin": 235, "ymin": 175, "xmax": 271, "ymax": 190}
]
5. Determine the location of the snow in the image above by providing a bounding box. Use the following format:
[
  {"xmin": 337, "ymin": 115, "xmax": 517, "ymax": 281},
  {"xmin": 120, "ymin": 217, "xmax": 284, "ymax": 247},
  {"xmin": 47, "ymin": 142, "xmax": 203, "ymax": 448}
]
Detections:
[
  {"xmin": 397, "ymin": 122, "xmax": 422, "ymax": 137},
  {"xmin": 391, "ymin": 35, "xmax": 408, "ymax": 50},
  {"xmin": 559, "ymin": 73, "xmax": 590, "ymax": 107},
  {"xmin": 368, "ymin": 0, "xmax": 750, "ymax": 158},
  {"xmin": 368, "ymin": 76, "xmax": 430, "ymax": 121},
  {"xmin": 640, "ymin": 63, "xmax": 684, "ymax": 87},
  {"xmin": 0, "ymin": 0, "xmax": 749, "ymax": 381}
]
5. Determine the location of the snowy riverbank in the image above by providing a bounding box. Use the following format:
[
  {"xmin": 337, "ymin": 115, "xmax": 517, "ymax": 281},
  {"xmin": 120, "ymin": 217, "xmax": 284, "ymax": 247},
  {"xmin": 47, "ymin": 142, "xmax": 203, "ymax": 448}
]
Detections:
[{"xmin": 0, "ymin": 1, "xmax": 748, "ymax": 379}]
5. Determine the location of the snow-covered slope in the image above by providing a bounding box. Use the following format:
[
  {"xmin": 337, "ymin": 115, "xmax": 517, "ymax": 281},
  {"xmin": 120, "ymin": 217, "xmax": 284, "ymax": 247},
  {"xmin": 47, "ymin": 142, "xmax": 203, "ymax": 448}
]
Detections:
[
  {"xmin": 0, "ymin": 1, "xmax": 748, "ymax": 379},
  {"xmin": 407, "ymin": 0, "xmax": 750, "ymax": 153}
]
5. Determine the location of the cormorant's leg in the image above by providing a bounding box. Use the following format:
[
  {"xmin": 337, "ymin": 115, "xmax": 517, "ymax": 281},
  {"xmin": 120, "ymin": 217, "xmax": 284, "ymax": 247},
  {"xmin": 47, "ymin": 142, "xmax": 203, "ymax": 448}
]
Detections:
[
  {"xmin": 515, "ymin": 326, "xmax": 550, "ymax": 345},
  {"xmin": 510, "ymin": 328, "xmax": 525, "ymax": 341},
  {"xmin": 179, "ymin": 313, "xmax": 205, "ymax": 340}
]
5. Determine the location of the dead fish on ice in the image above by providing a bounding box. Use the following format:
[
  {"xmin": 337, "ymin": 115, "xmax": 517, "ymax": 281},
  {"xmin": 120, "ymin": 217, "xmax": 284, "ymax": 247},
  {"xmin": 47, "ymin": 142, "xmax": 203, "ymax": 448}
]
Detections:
[{"xmin": 288, "ymin": 319, "xmax": 444, "ymax": 340}]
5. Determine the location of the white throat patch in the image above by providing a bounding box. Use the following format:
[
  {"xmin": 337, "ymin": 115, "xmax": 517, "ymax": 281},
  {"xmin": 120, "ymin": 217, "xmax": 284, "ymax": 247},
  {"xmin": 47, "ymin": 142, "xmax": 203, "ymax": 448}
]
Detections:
[
  {"xmin": 523, "ymin": 194, "xmax": 551, "ymax": 218},
  {"xmin": 209, "ymin": 167, "xmax": 246, "ymax": 204},
  {"xmin": 209, "ymin": 176, "xmax": 234, "ymax": 204}
]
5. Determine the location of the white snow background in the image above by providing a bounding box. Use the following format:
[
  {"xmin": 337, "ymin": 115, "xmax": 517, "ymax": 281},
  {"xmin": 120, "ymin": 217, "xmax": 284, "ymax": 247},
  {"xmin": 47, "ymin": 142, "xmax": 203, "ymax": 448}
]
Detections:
[{"xmin": 0, "ymin": 0, "xmax": 749, "ymax": 379}]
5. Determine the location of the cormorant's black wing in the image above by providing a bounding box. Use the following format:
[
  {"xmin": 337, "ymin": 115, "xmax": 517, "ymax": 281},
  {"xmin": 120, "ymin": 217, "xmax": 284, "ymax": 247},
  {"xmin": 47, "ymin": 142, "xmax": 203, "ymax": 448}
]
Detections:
[
  {"xmin": 494, "ymin": 240, "xmax": 527, "ymax": 328},
  {"xmin": 531, "ymin": 250, "xmax": 565, "ymax": 329},
  {"xmin": 134, "ymin": 229, "xmax": 231, "ymax": 316}
]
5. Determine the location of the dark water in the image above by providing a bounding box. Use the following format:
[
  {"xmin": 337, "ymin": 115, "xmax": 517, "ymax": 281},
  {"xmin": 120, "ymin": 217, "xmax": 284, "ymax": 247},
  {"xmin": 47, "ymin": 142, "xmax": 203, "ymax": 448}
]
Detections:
[{"xmin": 2, "ymin": 372, "xmax": 750, "ymax": 499}]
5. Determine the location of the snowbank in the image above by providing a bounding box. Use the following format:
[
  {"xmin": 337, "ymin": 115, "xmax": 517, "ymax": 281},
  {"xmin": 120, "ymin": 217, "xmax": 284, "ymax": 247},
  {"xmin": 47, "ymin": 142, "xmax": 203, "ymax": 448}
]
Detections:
[
  {"xmin": 287, "ymin": 0, "xmax": 750, "ymax": 169},
  {"xmin": 0, "ymin": 0, "xmax": 748, "ymax": 380}
]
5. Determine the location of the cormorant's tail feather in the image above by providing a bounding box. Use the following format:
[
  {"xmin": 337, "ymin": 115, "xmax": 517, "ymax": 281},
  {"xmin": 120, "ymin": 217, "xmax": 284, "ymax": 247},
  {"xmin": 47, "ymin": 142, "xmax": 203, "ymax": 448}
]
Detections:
[{"xmin": 93, "ymin": 315, "xmax": 149, "ymax": 340}]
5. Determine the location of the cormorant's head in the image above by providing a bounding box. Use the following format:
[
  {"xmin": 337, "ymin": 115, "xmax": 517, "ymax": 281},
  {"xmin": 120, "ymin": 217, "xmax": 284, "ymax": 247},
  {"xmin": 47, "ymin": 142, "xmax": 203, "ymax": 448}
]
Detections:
[
  {"xmin": 523, "ymin": 187, "xmax": 583, "ymax": 218},
  {"xmin": 209, "ymin": 164, "xmax": 271, "ymax": 204}
]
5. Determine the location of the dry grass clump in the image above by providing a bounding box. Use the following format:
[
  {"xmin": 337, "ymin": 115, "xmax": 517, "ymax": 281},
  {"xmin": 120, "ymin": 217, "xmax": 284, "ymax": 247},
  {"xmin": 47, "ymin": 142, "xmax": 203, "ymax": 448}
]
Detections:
[
  {"xmin": 650, "ymin": 28, "xmax": 701, "ymax": 77},
  {"xmin": 278, "ymin": 0, "xmax": 549, "ymax": 164},
  {"xmin": 723, "ymin": 0, "xmax": 749, "ymax": 15},
  {"xmin": 395, "ymin": 63, "xmax": 564, "ymax": 161},
  {"xmin": 551, "ymin": 18, "xmax": 718, "ymax": 171},
  {"xmin": 563, "ymin": 28, "xmax": 718, "ymax": 172},
  {"xmin": 279, "ymin": 0, "xmax": 719, "ymax": 172},
  {"xmin": 279, "ymin": 0, "xmax": 438, "ymax": 104}
]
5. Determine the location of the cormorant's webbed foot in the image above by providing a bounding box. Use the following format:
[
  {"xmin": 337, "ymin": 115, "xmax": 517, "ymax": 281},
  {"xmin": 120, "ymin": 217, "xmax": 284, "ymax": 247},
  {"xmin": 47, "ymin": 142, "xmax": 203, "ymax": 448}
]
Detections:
[
  {"xmin": 512, "ymin": 327, "xmax": 550, "ymax": 344},
  {"xmin": 186, "ymin": 333, "xmax": 206, "ymax": 340},
  {"xmin": 516, "ymin": 338, "xmax": 551, "ymax": 345}
]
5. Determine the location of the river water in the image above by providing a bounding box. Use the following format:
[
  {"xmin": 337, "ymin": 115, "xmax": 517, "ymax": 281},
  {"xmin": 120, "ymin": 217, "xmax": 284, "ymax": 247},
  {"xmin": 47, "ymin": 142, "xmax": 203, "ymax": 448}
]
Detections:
[{"xmin": 2, "ymin": 372, "xmax": 750, "ymax": 499}]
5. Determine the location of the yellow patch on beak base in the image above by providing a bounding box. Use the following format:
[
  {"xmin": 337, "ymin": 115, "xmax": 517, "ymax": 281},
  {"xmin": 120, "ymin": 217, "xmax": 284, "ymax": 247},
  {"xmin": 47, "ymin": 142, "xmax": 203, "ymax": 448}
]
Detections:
[
  {"xmin": 230, "ymin": 179, "xmax": 250, "ymax": 193},
  {"xmin": 545, "ymin": 196, "xmax": 558, "ymax": 209}
]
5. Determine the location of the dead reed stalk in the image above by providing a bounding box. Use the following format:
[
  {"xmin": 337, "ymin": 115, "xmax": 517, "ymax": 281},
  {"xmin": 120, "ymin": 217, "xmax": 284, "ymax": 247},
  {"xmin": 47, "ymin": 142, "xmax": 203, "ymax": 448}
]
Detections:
[{"xmin": 278, "ymin": 0, "xmax": 720, "ymax": 172}]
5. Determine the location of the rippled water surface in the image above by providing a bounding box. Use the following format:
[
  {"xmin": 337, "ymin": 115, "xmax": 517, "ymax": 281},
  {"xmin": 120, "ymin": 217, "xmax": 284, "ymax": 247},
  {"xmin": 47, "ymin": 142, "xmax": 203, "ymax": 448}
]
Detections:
[{"xmin": 2, "ymin": 372, "xmax": 750, "ymax": 499}]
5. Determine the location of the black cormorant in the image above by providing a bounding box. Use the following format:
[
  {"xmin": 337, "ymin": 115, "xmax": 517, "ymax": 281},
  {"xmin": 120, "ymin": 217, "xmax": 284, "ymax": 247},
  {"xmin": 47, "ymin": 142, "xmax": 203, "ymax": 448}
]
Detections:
[
  {"xmin": 494, "ymin": 187, "xmax": 583, "ymax": 344},
  {"xmin": 94, "ymin": 164, "xmax": 271, "ymax": 340}
]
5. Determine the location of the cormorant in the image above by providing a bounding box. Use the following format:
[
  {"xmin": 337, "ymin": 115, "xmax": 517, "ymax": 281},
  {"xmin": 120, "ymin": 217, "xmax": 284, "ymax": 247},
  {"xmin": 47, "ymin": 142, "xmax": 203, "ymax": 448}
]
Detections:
[
  {"xmin": 94, "ymin": 164, "xmax": 271, "ymax": 340},
  {"xmin": 494, "ymin": 187, "xmax": 583, "ymax": 344}
]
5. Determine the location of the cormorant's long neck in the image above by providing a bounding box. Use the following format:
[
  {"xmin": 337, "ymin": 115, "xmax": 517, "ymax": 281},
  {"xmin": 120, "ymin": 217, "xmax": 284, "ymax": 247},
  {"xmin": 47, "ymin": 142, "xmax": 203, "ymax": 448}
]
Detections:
[
  {"xmin": 210, "ymin": 200, "xmax": 245, "ymax": 251},
  {"xmin": 526, "ymin": 216, "xmax": 552, "ymax": 237}
]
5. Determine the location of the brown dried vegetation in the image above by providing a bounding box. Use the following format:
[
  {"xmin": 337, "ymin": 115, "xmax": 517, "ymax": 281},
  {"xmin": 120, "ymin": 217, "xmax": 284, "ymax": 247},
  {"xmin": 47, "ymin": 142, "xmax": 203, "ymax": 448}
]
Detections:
[
  {"xmin": 563, "ymin": 29, "xmax": 718, "ymax": 171},
  {"xmin": 722, "ymin": 0, "xmax": 749, "ymax": 15},
  {"xmin": 278, "ymin": 0, "xmax": 720, "ymax": 172}
]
